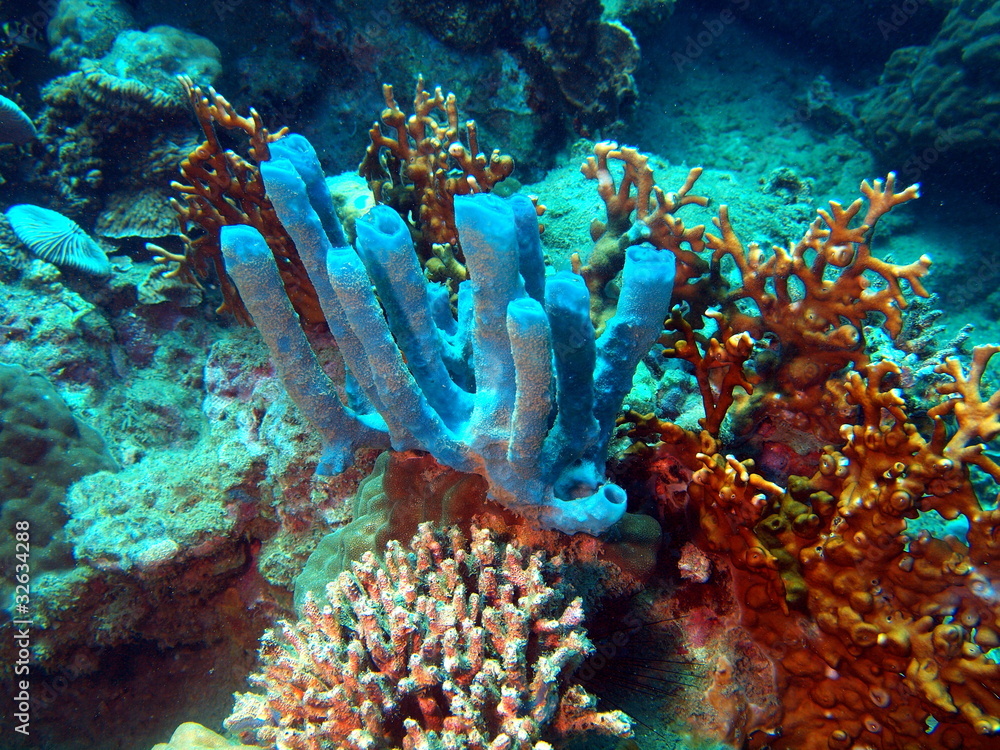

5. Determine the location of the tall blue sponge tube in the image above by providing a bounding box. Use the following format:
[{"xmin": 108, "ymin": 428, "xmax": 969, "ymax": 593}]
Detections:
[
  {"xmin": 219, "ymin": 224, "xmax": 389, "ymax": 474},
  {"xmin": 224, "ymin": 134, "xmax": 677, "ymax": 535}
]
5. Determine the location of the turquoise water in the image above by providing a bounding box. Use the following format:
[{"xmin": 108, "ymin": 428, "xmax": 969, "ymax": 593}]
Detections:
[{"xmin": 2, "ymin": 1, "xmax": 999, "ymax": 749}]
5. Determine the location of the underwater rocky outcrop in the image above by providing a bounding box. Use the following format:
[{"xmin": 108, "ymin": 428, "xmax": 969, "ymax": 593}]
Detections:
[
  {"xmin": 2, "ymin": 3, "xmax": 1000, "ymax": 750},
  {"xmin": 860, "ymin": 0, "xmax": 1000, "ymax": 175},
  {"xmin": 0, "ymin": 363, "xmax": 115, "ymax": 607}
]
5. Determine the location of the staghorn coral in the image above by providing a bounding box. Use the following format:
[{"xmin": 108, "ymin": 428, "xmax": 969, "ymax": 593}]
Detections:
[
  {"xmin": 863, "ymin": 295, "xmax": 971, "ymax": 432},
  {"xmin": 226, "ymin": 523, "xmax": 632, "ymax": 750},
  {"xmin": 632, "ymin": 349, "xmax": 1000, "ymax": 749},
  {"xmin": 658, "ymin": 307, "xmax": 755, "ymax": 437},
  {"xmin": 358, "ymin": 76, "xmax": 515, "ymax": 290},
  {"xmin": 605, "ymin": 165, "xmax": 929, "ymax": 447}
]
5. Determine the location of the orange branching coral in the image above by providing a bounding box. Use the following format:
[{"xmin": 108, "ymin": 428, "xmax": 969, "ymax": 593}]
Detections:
[
  {"xmin": 928, "ymin": 345, "xmax": 1000, "ymax": 471},
  {"xmin": 358, "ymin": 76, "xmax": 515, "ymax": 287},
  {"xmin": 659, "ymin": 308, "xmax": 756, "ymax": 436},
  {"xmin": 575, "ymin": 141, "xmax": 710, "ymax": 329},
  {"xmin": 641, "ymin": 351, "xmax": 1000, "ymax": 749},
  {"xmin": 164, "ymin": 78, "xmax": 328, "ymax": 324},
  {"xmin": 706, "ymin": 174, "xmax": 931, "ymax": 422}
]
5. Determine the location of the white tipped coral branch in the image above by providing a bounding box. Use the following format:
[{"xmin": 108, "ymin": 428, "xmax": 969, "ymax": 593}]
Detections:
[{"xmin": 226, "ymin": 523, "xmax": 631, "ymax": 750}]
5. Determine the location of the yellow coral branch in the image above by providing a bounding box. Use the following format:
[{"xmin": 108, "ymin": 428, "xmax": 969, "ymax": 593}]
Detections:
[{"xmin": 928, "ymin": 345, "xmax": 1000, "ymax": 480}]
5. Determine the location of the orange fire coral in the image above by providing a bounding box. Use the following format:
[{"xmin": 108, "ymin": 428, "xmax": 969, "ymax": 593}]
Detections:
[
  {"xmin": 358, "ymin": 76, "xmax": 515, "ymax": 288},
  {"xmin": 659, "ymin": 307, "xmax": 755, "ymax": 436},
  {"xmin": 581, "ymin": 151, "xmax": 928, "ymax": 446},
  {"xmin": 635, "ymin": 349, "xmax": 1000, "ymax": 749},
  {"xmin": 161, "ymin": 78, "xmax": 331, "ymax": 325},
  {"xmin": 707, "ymin": 174, "xmax": 932, "ymax": 426},
  {"xmin": 575, "ymin": 140, "xmax": 709, "ymax": 329}
]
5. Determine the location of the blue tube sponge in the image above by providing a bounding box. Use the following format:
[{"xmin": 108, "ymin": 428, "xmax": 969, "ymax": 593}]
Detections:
[
  {"xmin": 353, "ymin": 206, "xmax": 473, "ymax": 433},
  {"xmin": 226, "ymin": 134, "xmax": 677, "ymax": 535},
  {"xmin": 219, "ymin": 224, "xmax": 389, "ymax": 474},
  {"xmin": 593, "ymin": 243, "xmax": 676, "ymax": 450}
]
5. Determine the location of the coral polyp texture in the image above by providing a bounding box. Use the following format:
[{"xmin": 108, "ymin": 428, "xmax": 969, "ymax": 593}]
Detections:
[
  {"xmin": 0, "ymin": 364, "xmax": 116, "ymax": 604},
  {"xmin": 226, "ymin": 523, "xmax": 631, "ymax": 750},
  {"xmin": 632, "ymin": 347, "xmax": 1000, "ymax": 749}
]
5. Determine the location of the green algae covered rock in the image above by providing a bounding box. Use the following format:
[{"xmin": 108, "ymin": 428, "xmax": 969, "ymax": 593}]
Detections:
[
  {"xmin": 47, "ymin": 0, "xmax": 136, "ymax": 69},
  {"xmin": 0, "ymin": 363, "xmax": 116, "ymax": 601}
]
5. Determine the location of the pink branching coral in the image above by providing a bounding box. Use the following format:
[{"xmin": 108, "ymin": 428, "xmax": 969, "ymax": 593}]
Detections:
[{"xmin": 225, "ymin": 523, "xmax": 631, "ymax": 750}]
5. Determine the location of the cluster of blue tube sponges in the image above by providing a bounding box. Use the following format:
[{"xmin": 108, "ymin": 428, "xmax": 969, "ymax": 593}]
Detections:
[{"xmin": 220, "ymin": 134, "xmax": 675, "ymax": 535}]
